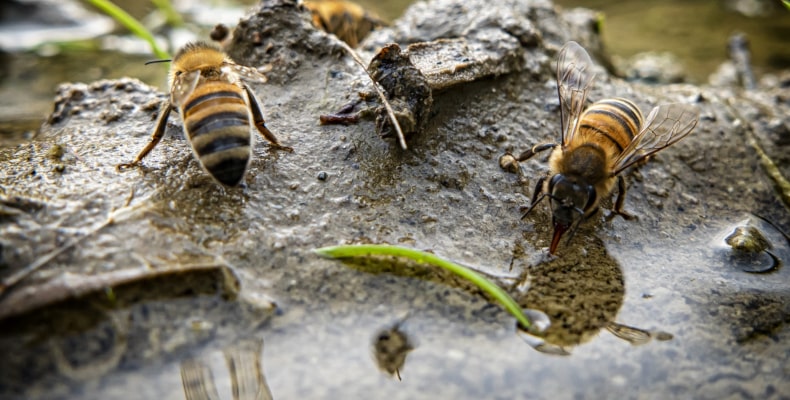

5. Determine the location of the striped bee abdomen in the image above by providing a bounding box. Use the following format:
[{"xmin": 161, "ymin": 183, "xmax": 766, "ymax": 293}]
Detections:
[
  {"xmin": 577, "ymin": 98, "xmax": 644, "ymax": 158},
  {"xmin": 182, "ymin": 82, "xmax": 252, "ymax": 186}
]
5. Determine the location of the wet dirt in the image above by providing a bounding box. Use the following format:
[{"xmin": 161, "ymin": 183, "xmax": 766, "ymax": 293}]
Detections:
[{"xmin": 0, "ymin": 0, "xmax": 789, "ymax": 399}]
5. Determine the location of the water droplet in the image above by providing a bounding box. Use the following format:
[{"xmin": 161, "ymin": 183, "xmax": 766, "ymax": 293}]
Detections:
[
  {"xmin": 515, "ymin": 329, "xmax": 570, "ymax": 356},
  {"xmin": 521, "ymin": 308, "xmax": 551, "ymax": 333}
]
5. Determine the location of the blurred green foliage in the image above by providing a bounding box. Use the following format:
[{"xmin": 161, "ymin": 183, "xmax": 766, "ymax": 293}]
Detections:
[{"xmin": 86, "ymin": 0, "xmax": 171, "ymax": 58}]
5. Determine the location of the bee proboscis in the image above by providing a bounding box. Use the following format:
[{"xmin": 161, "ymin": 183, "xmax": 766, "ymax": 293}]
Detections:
[
  {"xmin": 508, "ymin": 41, "xmax": 699, "ymax": 254},
  {"xmin": 119, "ymin": 41, "xmax": 291, "ymax": 186}
]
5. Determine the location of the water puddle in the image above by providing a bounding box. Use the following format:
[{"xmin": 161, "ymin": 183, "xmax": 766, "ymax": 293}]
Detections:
[{"xmin": 2, "ymin": 211, "xmax": 789, "ymax": 398}]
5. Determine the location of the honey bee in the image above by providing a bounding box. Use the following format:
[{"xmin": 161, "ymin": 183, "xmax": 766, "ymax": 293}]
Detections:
[
  {"xmin": 119, "ymin": 42, "xmax": 291, "ymax": 186},
  {"xmin": 508, "ymin": 41, "xmax": 699, "ymax": 254},
  {"xmin": 304, "ymin": 0, "xmax": 386, "ymax": 48}
]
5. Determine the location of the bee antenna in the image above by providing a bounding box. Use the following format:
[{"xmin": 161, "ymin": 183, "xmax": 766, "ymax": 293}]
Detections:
[
  {"xmin": 145, "ymin": 59, "xmax": 172, "ymax": 65},
  {"xmin": 522, "ymin": 193, "xmax": 547, "ymax": 220}
]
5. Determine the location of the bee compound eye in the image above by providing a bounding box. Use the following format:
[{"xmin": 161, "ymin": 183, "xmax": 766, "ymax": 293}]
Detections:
[{"xmin": 548, "ymin": 174, "xmax": 564, "ymax": 190}]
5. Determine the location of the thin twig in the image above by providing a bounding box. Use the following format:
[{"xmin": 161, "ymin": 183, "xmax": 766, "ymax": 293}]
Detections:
[
  {"xmin": 726, "ymin": 99, "xmax": 790, "ymax": 211},
  {"xmin": 336, "ymin": 40, "xmax": 408, "ymax": 150}
]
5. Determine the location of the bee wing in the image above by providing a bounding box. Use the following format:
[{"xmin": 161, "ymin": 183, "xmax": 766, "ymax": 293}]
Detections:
[
  {"xmin": 605, "ymin": 322, "xmax": 653, "ymax": 346},
  {"xmin": 556, "ymin": 41, "xmax": 596, "ymax": 146},
  {"xmin": 171, "ymin": 69, "xmax": 201, "ymax": 107},
  {"xmin": 222, "ymin": 62, "xmax": 269, "ymax": 84},
  {"xmin": 611, "ymin": 103, "xmax": 699, "ymax": 175}
]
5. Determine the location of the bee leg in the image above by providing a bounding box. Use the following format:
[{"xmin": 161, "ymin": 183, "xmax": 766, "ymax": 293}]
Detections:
[
  {"xmin": 117, "ymin": 101, "xmax": 173, "ymax": 171},
  {"xmin": 516, "ymin": 143, "xmax": 557, "ymax": 162},
  {"xmin": 499, "ymin": 152, "xmax": 520, "ymax": 173},
  {"xmin": 502, "ymin": 144, "xmax": 557, "ymax": 175},
  {"xmin": 521, "ymin": 176, "xmax": 547, "ymax": 219},
  {"xmin": 611, "ymin": 175, "xmax": 636, "ymax": 220},
  {"xmin": 243, "ymin": 83, "xmax": 293, "ymax": 152}
]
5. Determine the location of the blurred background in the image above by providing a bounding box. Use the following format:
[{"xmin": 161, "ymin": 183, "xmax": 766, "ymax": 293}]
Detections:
[{"xmin": 0, "ymin": 0, "xmax": 788, "ymax": 145}]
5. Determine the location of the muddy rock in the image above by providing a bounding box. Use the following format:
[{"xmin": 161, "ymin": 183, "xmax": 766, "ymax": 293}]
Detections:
[
  {"xmin": 1, "ymin": 0, "xmax": 789, "ymax": 399},
  {"xmin": 620, "ymin": 51, "xmax": 688, "ymax": 84},
  {"xmin": 365, "ymin": 43, "xmax": 433, "ymax": 141},
  {"xmin": 224, "ymin": 0, "xmax": 345, "ymax": 83}
]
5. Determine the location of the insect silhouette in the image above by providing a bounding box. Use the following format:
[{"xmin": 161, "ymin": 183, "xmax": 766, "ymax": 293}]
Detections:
[
  {"xmin": 505, "ymin": 41, "xmax": 699, "ymax": 254},
  {"xmin": 119, "ymin": 42, "xmax": 291, "ymax": 186},
  {"xmin": 304, "ymin": 0, "xmax": 386, "ymax": 47}
]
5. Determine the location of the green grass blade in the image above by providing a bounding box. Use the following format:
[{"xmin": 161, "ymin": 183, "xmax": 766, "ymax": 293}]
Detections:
[
  {"xmin": 151, "ymin": 0, "xmax": 184, "ymax": 27},
  {"xmin": 314, "ymin": 244, "xmax": 538, "ymax": 332},
  {"xmin": 86, "ymin": 0, "xmax": 170, "ymax": 59},
  {"xmin": 784, "ymin": 0, "xmax": 790, "ymax": 11}
]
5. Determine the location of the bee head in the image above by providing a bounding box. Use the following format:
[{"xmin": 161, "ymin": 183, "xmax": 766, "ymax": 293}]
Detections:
[
  {"xmin": 547, "ymin": 174, "xmax": 596, "ymax": 253},
  {"xmin": 171, "ymin": 42, "xmax": 227, "ymax": 79}
]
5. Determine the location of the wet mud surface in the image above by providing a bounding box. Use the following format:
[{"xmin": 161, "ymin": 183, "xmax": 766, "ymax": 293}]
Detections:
[{"xmin": 1, "ymin": 0, "xmax": 789, "ymax": 398}]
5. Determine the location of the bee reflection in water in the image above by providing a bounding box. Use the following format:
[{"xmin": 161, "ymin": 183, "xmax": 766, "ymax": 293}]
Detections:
[
  {"xmin": 512, "ymin": 236, "xmax": 672, "ymax": 355},
  {"xmin": 372, "ymin": 317, "xmax": 414, "ymax": 381},
  {"xmin": 181, "ymin": 337, "xmax": 273, "ymax": 400}
]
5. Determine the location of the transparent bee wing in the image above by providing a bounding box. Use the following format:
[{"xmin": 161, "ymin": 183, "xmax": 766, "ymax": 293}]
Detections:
[
  {"xmin": 612, "ymin": 103, "xmax": 699, "ymax": 175},
  {"xmin": 171, "ymin": 69, "xmax": 201, "ymax": 107},
  {"xmin": 605, "ymin": 322, "xmax": 652, "ymax": 346},
  {"xmin": 223, "ymin": 339, "xmax": 274, "ymax": 400},
  {"xmin": 556, "ymin": 41, "xmax": 596, "ymax": 146},
  {"xmin": 222, "ymin": 62, "xmax": 269, "ymax": 84},
  {"xmin": 180, "ymin": 359, "xmax": 221, "ymax": 400}
]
